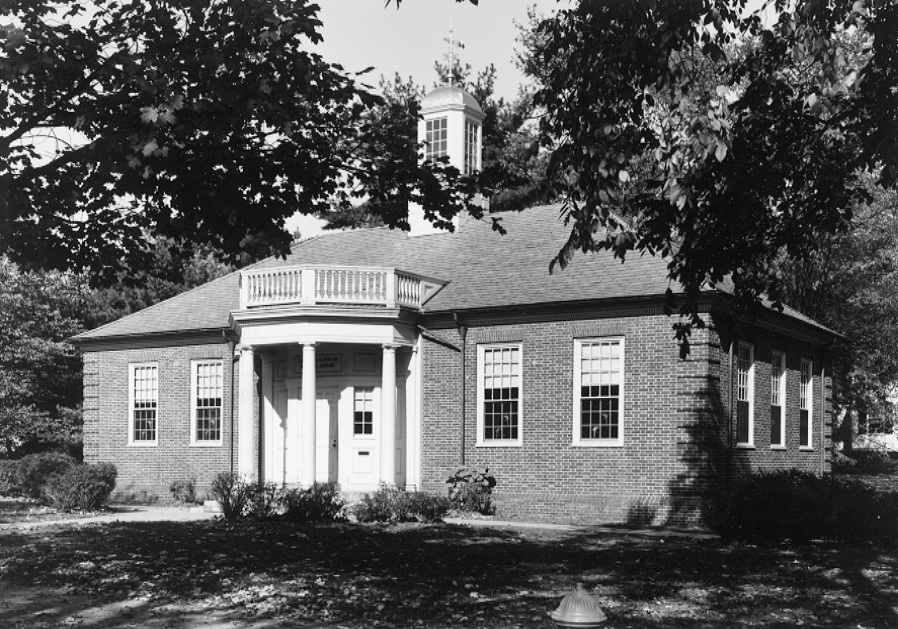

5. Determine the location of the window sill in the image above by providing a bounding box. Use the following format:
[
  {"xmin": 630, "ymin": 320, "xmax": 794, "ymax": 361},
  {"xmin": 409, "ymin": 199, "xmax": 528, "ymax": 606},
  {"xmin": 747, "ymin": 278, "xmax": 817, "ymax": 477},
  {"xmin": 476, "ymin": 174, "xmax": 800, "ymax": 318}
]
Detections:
[
  {"xmin": 799, "ymin": 446, "xmax": 815, "ymax": 452},
  {"xmin": 770, "ymin": 445, "xmax": 787, "ymax": 451},
  {"xmin": 127, "ymin": 442, "xmax": 157, "ymax": 447},
  {"xmin": 735, "ymin": 444, "xmax": 755, "ymax": 450},
  {"xmin": 476, "ymin": 441, "xmax": 522, "ymax": 448},
  {"xmin": 571, "ymin": 441, "xmax": 624, "ymax": 448},
  {"xmin": 190, "ymin": 442, "xmax": 223, "ymax": 448}
]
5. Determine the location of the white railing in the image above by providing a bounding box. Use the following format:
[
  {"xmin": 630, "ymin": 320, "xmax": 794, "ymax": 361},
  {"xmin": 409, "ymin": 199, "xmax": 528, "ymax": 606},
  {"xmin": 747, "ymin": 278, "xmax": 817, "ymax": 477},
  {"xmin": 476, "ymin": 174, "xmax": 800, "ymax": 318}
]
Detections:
[{"xmin": 240, "ymin": 266, "xmax": 427, "ymax": 310}]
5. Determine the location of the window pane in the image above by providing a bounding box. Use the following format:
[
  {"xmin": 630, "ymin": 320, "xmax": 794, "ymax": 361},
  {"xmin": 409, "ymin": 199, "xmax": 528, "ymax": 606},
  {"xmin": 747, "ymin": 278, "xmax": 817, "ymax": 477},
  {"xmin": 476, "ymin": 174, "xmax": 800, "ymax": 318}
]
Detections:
[
  {"xmin": 353, "ymin": 386, "xmax": 374, "ymax": 435},
  {"xmin": 578, "ymin": 340, "xmax": 622, "ymax": 441},
  {"xmin": 133, "ymin": 365, "xmax": 158, "ymax": 442},
  {"xmin": 195, "ymin": 362, "xmax": 223, "ymax": 442},
  {"xmin": 482, "ymin": 347, "xmax": 521, "ymax": 441}
]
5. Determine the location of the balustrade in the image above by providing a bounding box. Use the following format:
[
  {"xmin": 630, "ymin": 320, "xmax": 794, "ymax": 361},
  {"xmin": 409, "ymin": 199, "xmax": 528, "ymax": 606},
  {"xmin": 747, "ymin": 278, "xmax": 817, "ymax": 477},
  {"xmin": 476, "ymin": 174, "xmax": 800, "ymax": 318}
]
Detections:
[{"xmin": 240, "ymin": 266, "xmax": 428, "ymax": 310}]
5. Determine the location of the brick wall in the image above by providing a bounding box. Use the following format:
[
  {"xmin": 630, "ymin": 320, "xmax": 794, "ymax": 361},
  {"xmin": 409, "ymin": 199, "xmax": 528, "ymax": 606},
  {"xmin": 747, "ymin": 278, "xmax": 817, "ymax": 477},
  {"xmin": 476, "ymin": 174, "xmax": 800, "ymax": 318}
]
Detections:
[
  {"xmin": 82, "ymin": 341, "xmax": 238, "ymax": 499},
  {"xmin": 710, "ymin": 315, "xmax": 833, "ymax": 480},
  {"xmin": 421, "ymin": 314, "xmax": 722, "ymax": 525}
]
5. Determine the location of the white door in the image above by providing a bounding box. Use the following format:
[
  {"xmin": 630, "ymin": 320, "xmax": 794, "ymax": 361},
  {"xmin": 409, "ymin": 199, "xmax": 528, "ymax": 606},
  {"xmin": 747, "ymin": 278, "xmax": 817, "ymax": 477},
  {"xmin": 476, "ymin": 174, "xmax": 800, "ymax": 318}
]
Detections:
[
  {"xmin": 344, "ymin": 384, "xmax": 380, "ymax": 490},
  {"xmin": 315, "ymin": 389, "xmax": 338, "ymax": 483}
]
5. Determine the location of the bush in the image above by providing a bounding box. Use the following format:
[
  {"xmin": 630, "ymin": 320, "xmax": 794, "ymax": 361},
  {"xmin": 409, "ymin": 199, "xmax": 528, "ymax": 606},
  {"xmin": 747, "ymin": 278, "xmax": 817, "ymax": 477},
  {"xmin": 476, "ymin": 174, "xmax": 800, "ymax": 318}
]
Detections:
[
  {"xmin": 168, "ymin": 479, "xmax": 196, "ymax": 504},
  {"xmin": 281, "ymin": 482, "xmax": 346, "ymax": 522},
  {"xmin": 405, "ymin": 492, "xmax": 451, "ymax": 523},
  {"xmin": 15, "ymin": 451, "xmax": 76, "ymax": 499},
  {"xmin": 210, "ymin": 472, "xmax": 249, "ymax": 521},
  {"xmin": 0, "ymin": 459, "xmax": 19, "ymax": 496},
  {"xmin": 41, "ymin": 462, "xmax": 117, "ymax": 512},
  {"xmin": 353, "ymin": 484, "xmax": 449, "ymax": 523},
  {"xmin": 719, "ymin": 469, "xmax": 898, "ymax": 546},
  {"xmin": 446, "ymin": 466, "xmax": 496, "ymax": 515},
  {"xmin": 831, "ymin": 449, "xmax": 858, "ymax": 472},
  {"xmin": 244, "ymin": 481, "xmax": 282, "ymax": 519}
]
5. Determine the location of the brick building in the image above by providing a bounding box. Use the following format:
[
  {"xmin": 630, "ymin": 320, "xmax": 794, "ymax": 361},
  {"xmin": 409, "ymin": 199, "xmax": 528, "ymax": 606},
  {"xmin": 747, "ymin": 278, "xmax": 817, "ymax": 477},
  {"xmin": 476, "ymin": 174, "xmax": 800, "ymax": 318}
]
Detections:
[{"xmin": 74, "ymin": 86, "xmax": 837, "ymax": 524}]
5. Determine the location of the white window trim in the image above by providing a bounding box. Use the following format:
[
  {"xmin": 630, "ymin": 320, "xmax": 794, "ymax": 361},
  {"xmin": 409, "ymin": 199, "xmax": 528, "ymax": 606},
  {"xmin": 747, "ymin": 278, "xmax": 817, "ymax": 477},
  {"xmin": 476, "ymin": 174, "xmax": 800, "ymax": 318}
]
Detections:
[
  {"xmin": 770, "ymin": 351, "xmax": 786, "ymax": 450},
  {"xmin": 572, "ymin": 337, "xmax": 625, "ymax": 448},
  {"xmin": 736, "ymin": 342, "xmax": 755, "ymax": 448},
  {"xmin": 476, "ymin": 343, "xmax": 523, "ymax": 448},
  {"xmin": 128, "ymin": 362, "xmax": 158, "ymax": 447},
  {"xmin": 190, "ymin": 359, "xmax": 223, "ymax": 447},
  {"xmin": 800, "ymin": 358, "xmax": 814, "ymax": 451}
]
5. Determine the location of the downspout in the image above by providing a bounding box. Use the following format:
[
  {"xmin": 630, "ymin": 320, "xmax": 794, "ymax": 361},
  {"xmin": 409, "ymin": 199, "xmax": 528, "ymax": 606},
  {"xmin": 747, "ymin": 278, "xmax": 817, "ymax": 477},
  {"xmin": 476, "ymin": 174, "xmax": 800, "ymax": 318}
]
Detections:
[
  {"xmin": 820, "ymin": 362, "xmax": 826, "ymax": 475},
  {"xmin": 224, "ymin": 332, "xmax": 237, "ymax": 476},
  {"xmin": 455, "ymin": 314, "xmax": 467, "ymax": 466},
  {"xmin": 727, "ymin": 338, "xmax": 734, "ymax": 491}
]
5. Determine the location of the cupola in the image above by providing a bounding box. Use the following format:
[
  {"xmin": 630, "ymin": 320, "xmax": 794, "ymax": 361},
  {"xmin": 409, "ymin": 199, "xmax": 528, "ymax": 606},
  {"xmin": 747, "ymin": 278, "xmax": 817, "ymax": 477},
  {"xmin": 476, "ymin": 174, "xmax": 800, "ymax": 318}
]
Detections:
[{"xmin": 407, "ymin": 84, "xmax": 486, "ymax": 237}]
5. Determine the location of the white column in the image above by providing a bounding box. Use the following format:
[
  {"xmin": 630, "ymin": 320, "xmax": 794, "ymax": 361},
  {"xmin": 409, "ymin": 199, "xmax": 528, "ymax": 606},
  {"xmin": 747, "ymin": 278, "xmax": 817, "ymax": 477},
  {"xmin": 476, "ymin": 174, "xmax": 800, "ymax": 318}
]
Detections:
[
  {"xmin": 300, "ymin": 342, "xmax": 317, "ymax": 487},
  {"xmin": 237, "ymin": 345, "xmax": 256, "ymax": 479},
  {"xmin": 260, "ymin": 353, "xmax": 274, "ymax": 483},
  {"xmin": 381, "ymin": 344, "xmax": 398, "ymax": 486}
]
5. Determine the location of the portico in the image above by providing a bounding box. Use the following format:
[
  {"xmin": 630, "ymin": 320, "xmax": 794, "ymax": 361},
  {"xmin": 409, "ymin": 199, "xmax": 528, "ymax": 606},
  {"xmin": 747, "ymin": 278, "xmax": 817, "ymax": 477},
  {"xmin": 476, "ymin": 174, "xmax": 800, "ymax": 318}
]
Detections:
[{"xmin": 230, "ymin": 265, "xmax": 444, "ymax": 492}]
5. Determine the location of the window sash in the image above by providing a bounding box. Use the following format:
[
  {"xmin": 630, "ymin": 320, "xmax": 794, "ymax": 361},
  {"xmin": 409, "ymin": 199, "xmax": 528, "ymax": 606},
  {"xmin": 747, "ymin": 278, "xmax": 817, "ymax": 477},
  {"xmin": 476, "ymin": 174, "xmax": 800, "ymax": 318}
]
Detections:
[
  {"xmin": 425, "ymin": 117, "xmax": 448, "ymax": 160},
  {"xmin": 770, "ymin": 351, "xmax": 785, "ymax": 447},
  {"xmin": 800, "ymin": 359, "xmax": 813, "ymax": 448},
  {"xmin": 193, "ymin": 361, "xmax": 223, "ymax": 443},
  {"xmin": 464, "ymin": 120, "xmax": 478, "ymax": 175},
  {"xmin": 574, "ymin": 338, "xmax": 624, "ymax": 446},
  {"xmin": 478, "ymin": 345, "xmax": 521, "ymax": 444},
  {"xmin": 131, "ymin": 364, "xmax": 158, "ymax": 443},
  {"xmin": 736, "ymin": 343, "xmax": 753, "ymax": 446}
]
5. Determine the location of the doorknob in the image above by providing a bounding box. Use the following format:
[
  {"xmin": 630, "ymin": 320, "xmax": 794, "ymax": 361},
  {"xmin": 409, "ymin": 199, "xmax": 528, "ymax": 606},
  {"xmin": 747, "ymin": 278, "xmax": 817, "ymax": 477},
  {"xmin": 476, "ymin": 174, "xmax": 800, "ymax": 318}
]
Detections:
[{"xmin": 332, "ymin": 439, "xmax": 337, "ymax": 448}]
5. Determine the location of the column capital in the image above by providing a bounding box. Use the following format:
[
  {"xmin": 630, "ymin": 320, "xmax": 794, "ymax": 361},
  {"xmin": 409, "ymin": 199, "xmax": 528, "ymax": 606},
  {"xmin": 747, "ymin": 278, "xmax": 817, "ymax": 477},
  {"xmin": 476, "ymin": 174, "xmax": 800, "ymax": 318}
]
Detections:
[
  {"xmin": 237, "ymin": 344, "xmax": 254, "ymax": 355},
  {"xmin": 299, "ymin": 342, "xmax": 318, "ymax": 350},
  {"xmin": 382, "ymin": 343, "xmax": 400, "ymax": 352}
]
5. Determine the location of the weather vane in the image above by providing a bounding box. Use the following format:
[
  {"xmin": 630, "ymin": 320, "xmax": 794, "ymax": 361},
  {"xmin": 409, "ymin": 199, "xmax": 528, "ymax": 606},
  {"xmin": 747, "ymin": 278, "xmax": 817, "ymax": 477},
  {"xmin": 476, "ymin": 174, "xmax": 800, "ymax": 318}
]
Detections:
[{"xmin": 443, "ymin": 20, "xmax": 465, "ymax": 87}]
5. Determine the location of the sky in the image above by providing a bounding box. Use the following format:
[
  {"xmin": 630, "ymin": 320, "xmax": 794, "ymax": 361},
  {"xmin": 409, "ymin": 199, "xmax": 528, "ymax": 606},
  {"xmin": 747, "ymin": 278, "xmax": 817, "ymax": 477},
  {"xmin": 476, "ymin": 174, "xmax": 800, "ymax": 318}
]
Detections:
[{"xmin": 288, "ymin": 0, "xmax": 561, "ymax": 239}]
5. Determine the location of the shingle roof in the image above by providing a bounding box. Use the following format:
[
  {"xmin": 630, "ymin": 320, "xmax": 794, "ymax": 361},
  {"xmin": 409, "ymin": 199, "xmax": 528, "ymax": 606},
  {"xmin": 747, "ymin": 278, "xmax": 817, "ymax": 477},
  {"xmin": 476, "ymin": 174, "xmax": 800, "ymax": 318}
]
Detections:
[{"xmin": 73, "ymin": 205, "xmax": 832, "ymax": 341}]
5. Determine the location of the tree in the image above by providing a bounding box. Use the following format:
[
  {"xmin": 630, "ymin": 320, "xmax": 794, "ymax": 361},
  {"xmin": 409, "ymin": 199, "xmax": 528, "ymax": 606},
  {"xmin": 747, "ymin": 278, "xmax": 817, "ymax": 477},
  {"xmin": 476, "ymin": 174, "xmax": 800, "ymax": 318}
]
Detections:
[
  {"xmin": 84, "ymin": 237, "xmax": 236, "ymax": 329},
  {"xmin": 1, "ymin": 0, "xmax": 480, "ymax": 279},
  {"xmin": 513, "ymin": 0, "xmax": 898, "ymax": 349},
  {"xmin": 778, "ymin": 182, "xmax": 898, "ymax": 435},
  {"xmin": 0, "ymin": 259, "xmax": 84, "ymax": 456}
]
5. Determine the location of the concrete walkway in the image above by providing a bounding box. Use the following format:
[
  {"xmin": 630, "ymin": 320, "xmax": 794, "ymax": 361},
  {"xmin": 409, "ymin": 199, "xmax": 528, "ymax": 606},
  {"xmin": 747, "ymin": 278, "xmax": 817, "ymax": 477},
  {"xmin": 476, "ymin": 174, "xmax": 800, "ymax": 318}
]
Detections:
[
  {"xmin": 2, "ymin": 504, "xmax": 716, "ymax": 540},
  {"xmin": 0, "ymin": 504, "xmax": 216, "ymax": 532}
]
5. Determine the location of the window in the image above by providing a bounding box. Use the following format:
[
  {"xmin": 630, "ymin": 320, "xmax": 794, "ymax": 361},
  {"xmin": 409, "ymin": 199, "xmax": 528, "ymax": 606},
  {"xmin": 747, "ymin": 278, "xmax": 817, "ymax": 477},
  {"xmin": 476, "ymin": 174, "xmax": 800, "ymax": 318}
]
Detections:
[
  {"xmin": 191, "ymin": 360, "xmax": 223, "ymax": 445},
  {"xmin": 574, "ymin": 338, "xmax": 624, "ymax": 446},
  {"xmin": 425, "ymin": 117, "xmax": 448, "ymax": 161},
  {"xmin": 129, "ymin": 363, "xmax": 158, "ymax": 445},
  {"xmin": 800, "ymin": 359, "xmax": 813, "ymax": 449},
  {"xmin": 353, "ymin": 386, "xmax": 374, "ymax": 436},
  {"xmin": 464, "ymin": 119, "xmax": 479, "ymax": 175},
  {"xmin": 736, "ymin": 342, "xmax": 754, "ymax": 447},
  {"xmin": 477, "ymin": 344, "xmax": 522, "ymax": 446},
  {"xmin": 770, "ymin": 351, "xmax": 786, "ymax": 448}
]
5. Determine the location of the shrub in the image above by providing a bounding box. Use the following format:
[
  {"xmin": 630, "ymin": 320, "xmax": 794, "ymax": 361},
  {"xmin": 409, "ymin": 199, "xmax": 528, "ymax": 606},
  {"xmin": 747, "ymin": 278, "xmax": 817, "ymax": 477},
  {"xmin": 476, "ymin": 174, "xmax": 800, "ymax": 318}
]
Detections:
[
  {"xmin": 15, "ymin": 452, "xmax": 76, "ymax": 499},
  {"xmin": 831, "ymin": 449, "xmax": 858, "ymax": 472},
  {"xmin": 719, "ymin": 470, "xmax": 898, "ymax": 546},
  {"xmin": 244, "ymin": 481, "xmax": 282, "ymax": 519},
  {"xmin": 354, "ymin": 484, "xmax": 450, "ymax": 523},
  {"xmin": 168, "ymin": 479, "xmax": 196, "ymax": 504},
  {"xmin": 446, "ymin": 466, "xmax": 496, "ymax": 515},
  {"xmin": 0, "ymin": 459, "xmax": 19, "ymax": 496},
  {"xmin": 41, "ymin": 462, "xmax": 117, "ymax": 512},
  {"xmin": 405, "ymin": 492, "xmax": 451, "ymax": 523},
  {"xmin": 281, "ymin": 482, "xmax": 346, "ymax": 522},
  {"xmin": 210, "ymin": 472, "xmax": 249, "ymax": 521}
]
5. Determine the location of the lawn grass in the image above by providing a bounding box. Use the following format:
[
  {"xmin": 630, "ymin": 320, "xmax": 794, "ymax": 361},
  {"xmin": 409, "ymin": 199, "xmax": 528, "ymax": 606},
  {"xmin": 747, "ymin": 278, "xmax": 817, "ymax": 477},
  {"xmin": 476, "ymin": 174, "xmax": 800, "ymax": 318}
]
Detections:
[{"xmin": 1, "ymin": 519, "xmax": 898, "ymax": 628}]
